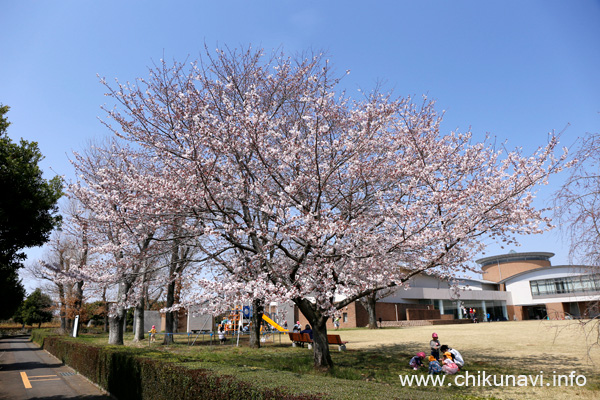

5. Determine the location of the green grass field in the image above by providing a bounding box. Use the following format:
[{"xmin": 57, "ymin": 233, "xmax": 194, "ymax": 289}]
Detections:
[{"xmin": 49, "ymin": 320, "xmax": 600, "ymax": 399}]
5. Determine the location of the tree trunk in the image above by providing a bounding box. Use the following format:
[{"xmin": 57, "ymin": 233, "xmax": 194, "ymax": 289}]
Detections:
[
  {"xmin": 102, "ymin": 288, "xmax": 109, "ymax": 333},
  {"xmin": 295, "ymin": 298, "xmax": 333, "ymax": 370},
  {"xmin": 73, "ymin": 280, "xmax": 84, "ymax": 319},
  {"xmin": 133, "ymin": 298, "xmax": 145, "ymax": 342},
  {"xmin": 108, "ymin": 281, "xmax": 130, "ymax": 345},
  {"xmin": 58, "ymin": 284, "xmax": 67, "ymax": 334},
  {"xmin": 249, "ymin": 298, "xmax": 264, "ymax": 348},
  {"xmin": 108, "ymin": 305, "xmax": 125, "ymax": 345},
  {"xmin": 174, "ymin": 275, "xmax": 182, "ymax": 333},
  {"xmin": 163, "ymin": 269, "xmax": 176, "ymax": 345},
  {"xmin": 364, "ymin": 292, "xmax": 379, "ymax": 329}
]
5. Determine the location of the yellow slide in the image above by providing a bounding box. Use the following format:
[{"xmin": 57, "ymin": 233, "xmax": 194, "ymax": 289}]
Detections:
[{"xmin": 262, "ymin": 314, "xmax": 289, "ymax": 332}]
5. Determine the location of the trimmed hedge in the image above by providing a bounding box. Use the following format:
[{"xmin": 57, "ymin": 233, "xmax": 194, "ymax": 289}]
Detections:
[{"xmin": 32, "ymin": 331, "xmax": 322, "ymax": 400}]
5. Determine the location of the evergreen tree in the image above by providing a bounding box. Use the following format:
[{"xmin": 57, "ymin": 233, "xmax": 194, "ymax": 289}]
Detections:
[
  {"xmin": 0, "ymin": 104, "xmax": 62, "ymax": 319},
  {"xmin": 14, "ymin": 288, "xmax": 54, "ymax": 327}
]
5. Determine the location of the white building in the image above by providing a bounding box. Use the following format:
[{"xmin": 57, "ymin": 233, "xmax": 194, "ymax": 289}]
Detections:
[{"xmin": 296, "ymin": 251, "xmax": 600, "ymax": 329}]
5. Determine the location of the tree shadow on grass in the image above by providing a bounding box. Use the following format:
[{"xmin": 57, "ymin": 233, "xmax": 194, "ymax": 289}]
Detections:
[{"xmin": 362, "ymin": 341, "xmax": 598, "ymax": 378}]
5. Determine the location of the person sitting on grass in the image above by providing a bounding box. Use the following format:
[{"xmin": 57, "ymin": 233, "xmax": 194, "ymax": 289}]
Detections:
[
  {"xmin": 440, "ymin": 345, "xmax": 464, "ymax": 369},
  {"xmin": 409, "ymin": 352, "xmax": 426, "ymax": 370},
  {"xmin": 441, "ymin": 352, "xmax": 459, "ymax": 375},
  {"xmin": 428, "ymin": 355, "xmax": 443, "ymax": 375}
]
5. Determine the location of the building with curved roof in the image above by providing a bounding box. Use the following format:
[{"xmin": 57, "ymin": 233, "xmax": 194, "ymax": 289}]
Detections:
[
  {"xmin": 293, "ymin": 251, "xmax": 600, "ymax": 329},
  {"xmin": 476, "ymin": 252, "xmax": 599, "ymax": 320}
]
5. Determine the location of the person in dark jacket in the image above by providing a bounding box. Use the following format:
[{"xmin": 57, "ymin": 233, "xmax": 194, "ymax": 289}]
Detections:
[{"xmin": 300, "ymin": 324, "xmax": 313, "ymax": 339}]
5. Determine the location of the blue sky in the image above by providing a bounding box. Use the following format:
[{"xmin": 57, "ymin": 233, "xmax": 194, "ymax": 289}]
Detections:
[{"xmin": 2, "ymin": 1, "xmax": 599, "ymax": 289}]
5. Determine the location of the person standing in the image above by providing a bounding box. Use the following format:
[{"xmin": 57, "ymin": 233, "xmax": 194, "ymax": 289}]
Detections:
[
  {"xmin": 149, "ymin": 325, "xmax": 157, "ymax": 342},
  {"xmin": 430, "ymin": 332, "xmax": 441, "ymax": 360},
  {"xmin": 218, "ymin": 323, "xmax": 226, "ymax": 344}
]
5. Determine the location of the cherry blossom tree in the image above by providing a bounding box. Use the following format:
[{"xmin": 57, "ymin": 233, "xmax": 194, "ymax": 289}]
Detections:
[
  {"xmin": 68, "ymin": 141, "xmax": 168, "ymax": 344},
  {"xmin": 99, "ymin": 47, "xmax": 567, "ymax": 369},
  {"xmin": 68, "ymin": 138, "xmax": 210, "ymax": 344}
]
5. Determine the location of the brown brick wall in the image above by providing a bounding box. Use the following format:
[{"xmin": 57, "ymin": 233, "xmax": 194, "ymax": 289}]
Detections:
[
  {"xmin": 386, "ymin": 303, "xmax": 431, "ymax": 320},
  {"xmin": 507, "ymin": 305, "xmax": 524, "ymax": 321},
  {"xmin": 375, "ymin": 302, "xmax": 398, "ymax": 321},
  {"xmin": 482, "ymin": 259, "xmax": 550, "ymax": 282},
  {"xmin": 545, "ymin": 302, "xmax": 565, "ymax": 320},
  {"xmin": 297, "ymin": 302, "xmax": 361, "ymax": 329},
  {"xmin": 296, "ymin": 302, "xmax": 447, "ymax": 328},
  {"xmin": 406, "ymin": 308, "xmax": 442, "ymax": 320},
  {"xmin": 354, "ymin": 302, "xmax": 369, "ymax": 327}
]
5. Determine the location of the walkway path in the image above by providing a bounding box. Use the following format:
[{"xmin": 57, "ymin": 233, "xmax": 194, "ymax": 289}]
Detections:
[{"xmin": 0, "ymin": 335, "xmax": 112, "ymax": 400}]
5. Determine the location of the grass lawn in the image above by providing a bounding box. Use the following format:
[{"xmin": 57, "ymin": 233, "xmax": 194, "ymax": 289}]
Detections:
[{"xmin": 64, "ymin": 320, "xmax": 600, "ymax": 399}]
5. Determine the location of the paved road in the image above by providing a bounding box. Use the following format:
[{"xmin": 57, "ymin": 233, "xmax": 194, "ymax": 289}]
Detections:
[{"xmin": 0, "ymin": 336, "xmax": 113, "ymax": 400}]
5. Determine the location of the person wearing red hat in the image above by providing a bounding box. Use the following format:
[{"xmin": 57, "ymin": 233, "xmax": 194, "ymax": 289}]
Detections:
[
  {"xmin": 430, "ymin": 332, "xmax": 441, "ymax": 360},
  {"xmin": 409, "ymin": 351, "xmax": 427, "ymax": 370},
  {"xmin": 292, "ymin": 321, "xmax": 302, "ymax": 332},
  {"xmin": 149, "ymin": 325, "xmax": 157, "ymax": 342}
]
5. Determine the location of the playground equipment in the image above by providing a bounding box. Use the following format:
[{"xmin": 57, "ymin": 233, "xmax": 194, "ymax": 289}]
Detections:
[
  {"xmin": 227, "ymin": 306, "xmax": 242, "ymax": 332},
  {"xmin": 262, "ymin": 314, "xmax": 288, "ymax": 332}
]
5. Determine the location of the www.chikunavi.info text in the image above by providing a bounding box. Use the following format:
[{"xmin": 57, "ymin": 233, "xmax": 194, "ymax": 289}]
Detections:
[{"xmin": 399, "ymin": 371, "xmax": 587, "ymax": 387}]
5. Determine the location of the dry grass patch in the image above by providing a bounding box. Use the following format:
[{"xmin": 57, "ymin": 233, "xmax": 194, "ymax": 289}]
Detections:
[
  {"xmin": 338, "ymin": 320, "xmax": 599, "ymax": 399},
  {"xmin": 339, "ymin": 320, "xmax": 599, "ymax": 373}
]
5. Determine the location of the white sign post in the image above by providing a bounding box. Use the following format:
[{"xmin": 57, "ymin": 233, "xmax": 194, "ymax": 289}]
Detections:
[{"xmin": 72, "ymin": 315, "xmax": 80, "ymax": 338}]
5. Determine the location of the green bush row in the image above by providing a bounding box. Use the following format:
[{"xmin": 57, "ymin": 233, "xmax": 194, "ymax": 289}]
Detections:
[{"xmin": 31, "ymin": 331, "xmax": 321, "ymax": 400}]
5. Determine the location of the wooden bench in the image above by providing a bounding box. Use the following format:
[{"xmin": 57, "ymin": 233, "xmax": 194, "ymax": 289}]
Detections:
[
  {"xmin": 327, "ymin": 334, "xmax": 348, "ymax": 351},
  {"xmin": 288, "ymin": 332, "xmax": 348, "ymax": 351},
  {"xmin": 288, "ymin": 332, "xmax": 311, "ymax": 347}
]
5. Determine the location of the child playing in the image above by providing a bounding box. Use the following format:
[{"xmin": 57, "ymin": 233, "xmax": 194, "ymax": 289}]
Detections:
[
  {"xmin": 218, "ymin": 323, "xmax": 226, "ymax": 344},
  {"xmin": 440, "ymin": 344, "xmax": 464, "ymax": 369},
  {"xmin": 428, "ymin": 355, "xmax": 443, "ymax": 374},
  {"xmin": 441, "ymin": 351, "xmax": 459, "ymax": 375},
  {"xmin": 149, "ymin": 325, "xmax": 157, "ymax": 342},
  {"xmin": 409, "ymin": 352, "xmax": 426, "ymax": 370},
  {"xmin": 430, "ymin": 332, "xmax": 441, "ymax": 360}
]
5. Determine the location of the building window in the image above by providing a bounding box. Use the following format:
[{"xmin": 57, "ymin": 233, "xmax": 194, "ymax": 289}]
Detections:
[
  {"xmin": 342, "ymin": 313, "xmax": 348, "ymax": 323},
  {"xmin": 530, "ymin": 274, "xmax": 600, "ymax": 297}
]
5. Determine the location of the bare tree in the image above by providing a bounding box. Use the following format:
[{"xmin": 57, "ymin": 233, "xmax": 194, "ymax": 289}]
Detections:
[
  {"xmin": 554, "ymin": 132, "xmax": 600, "ymax": 346},
  {"xmin": 29, "ymin": 217, "xmax": 88, "ymax": 334}
]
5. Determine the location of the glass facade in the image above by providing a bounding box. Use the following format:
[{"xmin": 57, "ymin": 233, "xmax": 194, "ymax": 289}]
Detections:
[
  {"xmin": 418, "ymin": 299, "xmax": 507, "ymax": 321},
  {"xmin": 530, "ymin": 274, "xmax": 600, "ymax": 297}
]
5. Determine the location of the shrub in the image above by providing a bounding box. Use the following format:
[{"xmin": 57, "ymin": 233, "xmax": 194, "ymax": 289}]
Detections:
[{"xmin": 31, "ymin": 331, "xmax": 321, "ymax": 400}]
